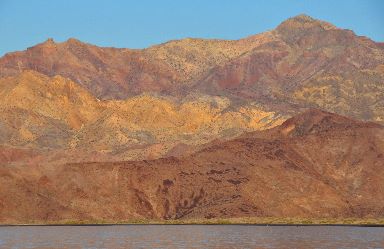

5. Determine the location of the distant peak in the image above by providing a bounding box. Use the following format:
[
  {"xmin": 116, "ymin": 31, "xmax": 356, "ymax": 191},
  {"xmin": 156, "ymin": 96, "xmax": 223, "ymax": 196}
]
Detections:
[
  {"xmin": 40, "ymin": 38, "xmax": 56, "ymax": 46},
  {"xmin": 31, "ymin": 37, "xmax": 87, "ymax": 50},
  {"xmin": 289, "ymin": 14, "xmax": 317, "ymax": 23},
  {"xmin": 276, "ymin": 14, "xmax": 337, "ymax": 33},
  {"xmin": 66, "ymin": 38, "xmax": 82, "ymax": 44},
  {"xmin": 62, "ymin": 38, "xmax": 88, "ymax": 47},
  {"xmin": 46, "ymin": 38, "xmax": 55, "ymax": 43}
]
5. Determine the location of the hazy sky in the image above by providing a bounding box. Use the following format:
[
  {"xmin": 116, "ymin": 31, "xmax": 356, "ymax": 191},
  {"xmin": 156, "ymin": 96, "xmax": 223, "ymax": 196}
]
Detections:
[{"xmin": 0, "ymin": 0, "xmax": 383, "ymax": 56}]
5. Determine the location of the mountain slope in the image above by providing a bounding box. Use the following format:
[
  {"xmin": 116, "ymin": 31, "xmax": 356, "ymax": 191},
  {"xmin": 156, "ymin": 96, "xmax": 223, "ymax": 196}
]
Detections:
[
  {"xmin": 0, "ymin": 34, "xmax": 269, "ymax": 99},
  {"xmin": 0, "ymin": 71, "xmax": 284, "ymax": 160},
  {"xmin": 0, "ymin": 110, "xmax": 383, "ymax": 223}
]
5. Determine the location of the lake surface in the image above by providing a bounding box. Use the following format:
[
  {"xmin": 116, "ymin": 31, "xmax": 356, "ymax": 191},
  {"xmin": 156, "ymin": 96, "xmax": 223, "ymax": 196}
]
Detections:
[{"xmin": 0, "ymin": 225, "xmax": 383, "ymax": 249}]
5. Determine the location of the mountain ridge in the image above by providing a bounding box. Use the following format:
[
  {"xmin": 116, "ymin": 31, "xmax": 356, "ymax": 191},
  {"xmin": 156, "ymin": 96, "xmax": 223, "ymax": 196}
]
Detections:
[
  {"xmin": 2, "ymin": 15, "xmax": 382, "ymax": 105},
  {"xmin": 1, "ymin": 110, "xmax": 382, "ymax": 223}
]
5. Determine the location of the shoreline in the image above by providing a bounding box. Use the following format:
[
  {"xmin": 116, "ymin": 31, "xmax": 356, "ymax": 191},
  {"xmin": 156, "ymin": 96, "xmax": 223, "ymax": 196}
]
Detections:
[
  {"xmin": 2, "ymin": 217, "xmax": 384, "ymax": 227},
  {"xmin": 2, "ymin": 224, "xmax": 384, "ymax": 227}
]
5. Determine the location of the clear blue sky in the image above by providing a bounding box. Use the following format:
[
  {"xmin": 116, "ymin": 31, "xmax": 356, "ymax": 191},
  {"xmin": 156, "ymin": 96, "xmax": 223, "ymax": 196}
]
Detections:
[{"xmin": 1, "ymin": 0, "xmax": 383, "ymax": 56}]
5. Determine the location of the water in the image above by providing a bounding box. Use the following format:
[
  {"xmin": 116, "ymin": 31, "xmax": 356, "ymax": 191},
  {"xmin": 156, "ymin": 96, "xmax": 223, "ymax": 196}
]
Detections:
[{"xmin": 0, "ymin": 225, "xmax": 383, "ymax": 249}]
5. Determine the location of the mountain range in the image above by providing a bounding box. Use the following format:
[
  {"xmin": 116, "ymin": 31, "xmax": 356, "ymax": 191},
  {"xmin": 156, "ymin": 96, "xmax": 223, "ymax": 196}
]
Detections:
[{"xmin": 0, "ymin": 14, "xmax": 383, "ymax": 224}]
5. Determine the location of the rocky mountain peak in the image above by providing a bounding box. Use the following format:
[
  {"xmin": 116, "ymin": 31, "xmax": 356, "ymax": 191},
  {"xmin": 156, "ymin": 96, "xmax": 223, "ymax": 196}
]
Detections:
[
  {"xmin": 277, "ymin": 14, "xmax": 337, "ymax": 32},
  {"xmin": 275, "ymin": 14, "xmax": 338, "ymax": 43}
]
